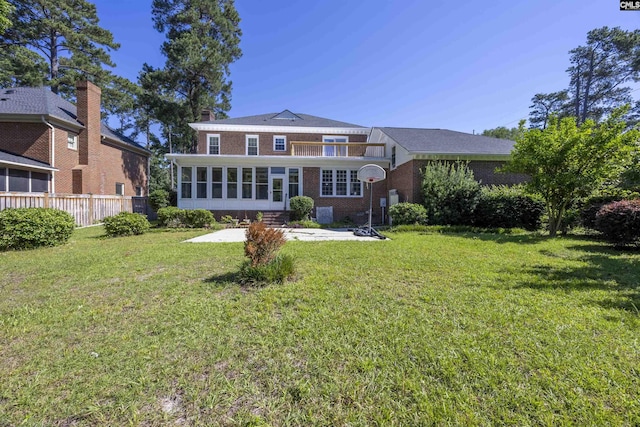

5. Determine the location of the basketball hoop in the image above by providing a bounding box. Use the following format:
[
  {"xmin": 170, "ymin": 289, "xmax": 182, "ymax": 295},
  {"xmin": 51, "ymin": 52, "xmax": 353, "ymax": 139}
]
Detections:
[{"xmin": 355, "ymin": 164, "xmax": 387, "ymax": 239}]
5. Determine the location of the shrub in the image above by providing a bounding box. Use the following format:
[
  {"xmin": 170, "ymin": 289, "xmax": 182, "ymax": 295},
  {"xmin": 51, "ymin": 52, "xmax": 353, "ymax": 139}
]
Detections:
[
  {"xmin": 148, "ymin": 189, "xmax": 170, "ymax": 212},
  {"xmin": 595, "ymin": 199, "xmax": 640, "ymax": 247},
  {"xmin": 239, "ymin": 254, "xmax": 295, "ymax": 285},
  {"xmin": 103, "ymin": 212, "xmax": 150, "ymax": 237},
  {"xmin": 289, "ymin": 196, "xmax": 314, "ymax": 221},
  {"xmin": 157, "ymin": 206, "xmax": 185, "ymax": 227},
  {"xmin": 286, "ymin": 220, "xmax": 321, "ymax": 228},
  {"xmin": 388, "ymin": 203, "xmax": 428, "ymax": 225},
  {"xmin": 185, "ymin": 209, "xmax": 215, "ymax": 228},
  {"xmin": 0, "ymin": 208, "xmax": 75, "ymax": 250},
  {"xmin": 244, "ymin": 221, "xmax": 286, "ymax": 267},
  {"xmin": 580, "ymin": 195, "xmax": 625, "ymax": 230},
  {"xmin": 421, "ymin": 161, "xmax": 481, "ymax": 225},
  {"xmin": 473, "ymin": 186, "xmax": 544, "ymax": 231}
]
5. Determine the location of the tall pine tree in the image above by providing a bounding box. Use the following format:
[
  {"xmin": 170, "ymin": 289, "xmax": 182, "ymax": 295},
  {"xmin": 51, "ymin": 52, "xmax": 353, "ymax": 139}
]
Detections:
[
  {"xmin": 0, "ymin": 0, "xmax": 120, "ymax": 97},
  {"xmin": 141, "ymin": 0, "xmax": 242, "ymax": 153}
]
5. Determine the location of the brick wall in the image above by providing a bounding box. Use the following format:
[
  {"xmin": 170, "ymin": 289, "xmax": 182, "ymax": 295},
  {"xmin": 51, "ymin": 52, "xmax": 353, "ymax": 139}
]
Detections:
[
  {"xmin": 98, "ymin": 141, "xmax": 148, "ymax": 196},
  {"xmin": 54, "ymin": 125, "xmax": 80, "ymax": 193},
  {"xmin": 197, "ymin": 131, "xmax": 367, "ymax": 155},
  {"xmin": 0, "ymin": 122, "xmax": 49, "ymax": 163}
]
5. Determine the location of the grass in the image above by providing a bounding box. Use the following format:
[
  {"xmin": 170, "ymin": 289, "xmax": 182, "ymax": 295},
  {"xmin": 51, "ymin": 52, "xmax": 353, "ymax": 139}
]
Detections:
[{"xmin": 1, "ymin": 226, "xmax": 639, "ymax": 425}]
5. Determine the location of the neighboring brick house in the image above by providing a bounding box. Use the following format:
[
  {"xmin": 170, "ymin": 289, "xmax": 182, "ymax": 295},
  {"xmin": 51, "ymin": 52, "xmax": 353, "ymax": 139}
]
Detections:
[
  {"xmin": 0, "ymin": 81, "xmax": 150, "ymax": 196},
  {"xmin": 167, "ymin": 110, "xmax": 525, "ymax": 224}
]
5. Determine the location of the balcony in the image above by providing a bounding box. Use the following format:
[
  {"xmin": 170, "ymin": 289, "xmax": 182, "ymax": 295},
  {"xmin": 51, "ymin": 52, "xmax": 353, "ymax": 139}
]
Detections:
[{"xmin": 290, "ymin": 142, "xmax": 385, "ymax": 158}]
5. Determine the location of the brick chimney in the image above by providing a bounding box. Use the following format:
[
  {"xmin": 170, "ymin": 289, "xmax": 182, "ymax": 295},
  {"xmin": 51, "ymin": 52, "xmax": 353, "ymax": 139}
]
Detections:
[
  {"xmin": 76, "ymin": 80, "xmax": 101, "ymax": 166},
  {"xmin": 201, "ymin": 109, "xmax": 214, "ymax": 122}
]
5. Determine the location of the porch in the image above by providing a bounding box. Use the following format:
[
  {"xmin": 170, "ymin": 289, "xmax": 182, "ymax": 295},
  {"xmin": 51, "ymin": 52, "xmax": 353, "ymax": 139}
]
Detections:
[{"xmin": 290, "ymin": 142, "xmax": 385, "ymax": 158}]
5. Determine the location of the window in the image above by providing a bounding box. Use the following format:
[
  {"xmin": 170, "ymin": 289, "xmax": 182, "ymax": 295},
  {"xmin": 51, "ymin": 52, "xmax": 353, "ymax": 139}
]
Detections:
[
  {"xmin": 135, "ymin": 186, "xmax": 143, "ymax": 197},
  {"xmin": 321, "ymin": 170, "xmax": 333, "ymax": 196},
  {"xmin": 115, "ymin": 182, "xmax": 124, "ymax": 196},
  {"xmin": 246, "ymin": 135, "xmax": 258, "ymax": 156},
  {"xmin": 208, "ymin": 134, "xmax": 220, "ymax": 155},
  {"xmin": 227, "ymin": 168, "xmax": 238, "ymax": 199},
  {"xmin": 212, "ymin": 167, "xmax": 223, "ymax": 199},
  {"xmin": 273, "ymin": 135, "xmax": 286, "ymax": 151},
  {"xmin": 8, "ymin": 169, "xmax": 29, "ymax": 192},
  {"xmin": 350, "ymin": 170, "xmax": 361, "ymax": 196},
  {"xmin": 336, "ymin": 170, "xmax": 347, "ymax": 196},
  {"xmin": 321, "ymin": 169, "xmax": 362, "ymax": 197},
  {"xmin": 0, "ymin": 168, "xmax": 5, "ymax": 191},
  {"xmin": 256, "ymin": 167, "xmax": 268, "ymax": 200},
  {"xmin": 31, "ymin": 172, "xmax": 49, "ymax": 192},
  {"xmin": 323, "ymin": 136, "xmax": 348, "ymax": 157},
  {"xmin": 181, "ymin": 167, "xmax": 192, "ymax": 198},
  {"xmin": 67, "ymin": 132, "xmax": 78, "ymax": 150},
  {"xmin": 242, "ymin": 168, "xmax": 253, "ymax": 198},
  {"xmin": 391, "ymin": 146, "xmax": 396, "ymax": 169},
  {"xmin": 196, "ymin": 167, "xmax": 207, "ymax": 198},
  {"xmin": 288, "ymin": 168, "xmax": 299, "ymax": 198}
]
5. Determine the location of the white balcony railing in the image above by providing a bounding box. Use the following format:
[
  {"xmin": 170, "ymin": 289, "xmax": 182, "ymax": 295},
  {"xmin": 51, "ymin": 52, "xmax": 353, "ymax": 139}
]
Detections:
[{"xmin": 290, "ymin": 142, "xmax": 385, "ymax": 158}]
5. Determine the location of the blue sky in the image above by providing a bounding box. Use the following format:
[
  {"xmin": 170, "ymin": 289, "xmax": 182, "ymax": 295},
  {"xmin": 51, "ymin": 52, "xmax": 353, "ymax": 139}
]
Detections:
[{"xmin": 93, "ymin": 0, "xmax": 640, "ymax": 133}]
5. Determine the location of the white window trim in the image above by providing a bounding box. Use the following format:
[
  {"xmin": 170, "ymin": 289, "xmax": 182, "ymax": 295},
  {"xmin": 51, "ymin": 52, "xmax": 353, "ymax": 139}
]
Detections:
[
  {"xmin": 246, "ymin": 135, "xmax": 259, "ymax": 156},
  {"xmin": 273, "ymin": 135, "xmax": 287, "ymax": 151},
  {"xmin": 67, "ymin": 133, "xmax": 78, "ymax": 150},
  {"xmin": 320, "ymin": 168, "xmax": 362, "ymax": 198},
  {"xmin": 115, "ymin": 182, "xmax": 125, "ymax": 196},
  {"xmin": 207, "ymin": 133, "xmax": 220, "ymax": 155}
]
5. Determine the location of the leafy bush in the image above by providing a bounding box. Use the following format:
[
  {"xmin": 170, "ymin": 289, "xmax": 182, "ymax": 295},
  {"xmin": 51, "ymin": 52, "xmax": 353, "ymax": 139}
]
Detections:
[
  {"xmin": 421, "ymin": 161, "xmax": 481, "ymax": 225},
  {"xmin": 388, "ymin": 203, "xmax": 428, "ymax": 225},
  {"xmin": 239, "ymin": 254, "xmax": 295, "ymax": 285},
  {"xmin": 286, "ymin": 220, "xmax": 321, "ymax": 228},
  {"xmin": 244, "ymin": 221, "xmax": 286, "ymax": 267},
  {"xmin": 289, "ymin": 196, "xmax": 314, "ymax": 221},
  {"xmin": 148, "ymin": 189, "xmax": 170, "ymax": 212},
  {"xmin": 580, "ymin": 195, "xmax": 625, "ymax": 230},
  {"xmin": 595, "ymin": 199, "xmax": 640, "ymax": 247},
  {"xmin": 0, "ymin": 207, "xmax": 75, "ymax": 250},
  {"xmin": 103, "ymin": 212, "xmax": 150, "ymax": 237},
  {"xmin": 473, "ymin": 186, "xmax": 544, "ymax": 231},
  {"xmin": 185, "ymin": 209, "xmax": 215, "ymax": 228},
  {"xmin": 157, "ymin": 206, "xmax": 185, "ymax": 227}
]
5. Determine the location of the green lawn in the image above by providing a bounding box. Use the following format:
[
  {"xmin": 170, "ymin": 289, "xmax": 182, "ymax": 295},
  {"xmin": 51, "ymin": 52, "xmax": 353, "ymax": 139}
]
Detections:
[{"xmin": 1, "ymin": 227, "xmax": 639, "ymax": 426}]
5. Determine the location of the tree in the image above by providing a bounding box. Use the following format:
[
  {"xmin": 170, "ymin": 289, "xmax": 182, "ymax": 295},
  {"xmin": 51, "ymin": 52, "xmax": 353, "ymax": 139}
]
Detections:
[
  {"xmin": 529, "ymin": 91, "xmax": 569, "ymax": 129},
  {"xmin": 503, "ymin": 106, "xmax": 639, "ymax": 236},
  {"xmin": 0, "ymin": 0, "xmax": 12, "ymax": 33},
  {"xmin": 1, "ymin": 0, "xmax": 120, "ymax": 96},
  {"xmin": 482, "ymin": 126, "xmax": 523, "ymax": 140},
  {"xmin": 567, "ymin": 27, "xmax": 640, "ymax": 124},
  {"xmin": 141, "ymin": 0, "xmax": 242, "ymax": 153}
]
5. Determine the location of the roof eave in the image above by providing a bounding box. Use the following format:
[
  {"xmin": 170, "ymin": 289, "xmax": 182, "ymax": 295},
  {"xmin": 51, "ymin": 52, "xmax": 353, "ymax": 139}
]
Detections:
[
  {"xmin": 101, "ymin": 135, "xmax": 151, "ymax": 156},
  {"xmin": 0, "ymin": 159, "xmax": 58, "ymax": 172},
  {"xmin": 189, "ymin": 122, "xmax": 370, "ymax": 135},
  {"xmin": 411, "ymin": 153, "xmax": 512, "ymax": 161}
]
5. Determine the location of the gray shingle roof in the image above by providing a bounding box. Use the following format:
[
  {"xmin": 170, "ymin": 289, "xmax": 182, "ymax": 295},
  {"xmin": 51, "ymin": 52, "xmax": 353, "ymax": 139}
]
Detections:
[
  {"xmin": 0, "ymin": 149, "xmax": 55, "ymax": 169},
  {"xmin": 0, "ymin": 87, "xmax": 148, "ymax": 152},
  {"xmin": 379, "ymin": 127, "xmax": 514, "ymax": 156},
  {"xmin": 202, "ymin": 109, "xmax": 366, "ymax": 128}
]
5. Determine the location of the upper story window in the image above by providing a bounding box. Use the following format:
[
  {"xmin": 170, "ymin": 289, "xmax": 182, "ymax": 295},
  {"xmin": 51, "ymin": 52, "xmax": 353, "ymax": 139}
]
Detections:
[
  {"xmin": 207, "ymin": 134, "xmax": 220, "ymax": 155},
  {"xmin": 246, "ymin": 135, "xmax": 259, "ymax": 156},
  {"xmin": 67, "ymin": 132, "xmax": 78, "ymax": 150},
  {"xmin": 323, "ymin": 136, "xmax": 348, "ymax": 156},
  {"xmin": 273, "ymin": 135, "xmax": 286, "ymax": 152},
  {"xmin": 391, "ymin": 145, "xmax": 396, "ymax": 169}
]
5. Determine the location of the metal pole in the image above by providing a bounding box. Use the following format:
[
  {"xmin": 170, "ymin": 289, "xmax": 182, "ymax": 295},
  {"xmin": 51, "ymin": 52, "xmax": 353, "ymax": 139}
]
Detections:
[{"xmin": 368, "ymin": 182, "xmax": 373, "ymax": 234}]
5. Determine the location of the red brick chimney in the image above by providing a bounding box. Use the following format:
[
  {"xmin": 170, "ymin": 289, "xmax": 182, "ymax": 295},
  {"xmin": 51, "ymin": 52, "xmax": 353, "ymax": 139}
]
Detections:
[
  {"xmin": 76, "ymin": 80, "xmax": 101, "ymax": 167},
  {"xmin": 201, "ymin": 109, "xmax": 214, "ymax": 122}
]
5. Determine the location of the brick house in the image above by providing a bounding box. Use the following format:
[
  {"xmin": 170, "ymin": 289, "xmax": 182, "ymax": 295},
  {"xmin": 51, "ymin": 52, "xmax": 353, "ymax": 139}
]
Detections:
[
  {"xmin": 167, "ymin": 110, "xmax": 524, "ymax": 224},
  {"xmin": 0, "ymin": 81, "xmax": 150, "ymax": 196}
]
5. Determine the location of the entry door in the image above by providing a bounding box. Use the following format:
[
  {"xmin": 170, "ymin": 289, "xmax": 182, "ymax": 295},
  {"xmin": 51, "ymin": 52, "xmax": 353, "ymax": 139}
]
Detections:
[{"xmin": 270, "ymin": 177, "xmax": 285, "ymax": 209}]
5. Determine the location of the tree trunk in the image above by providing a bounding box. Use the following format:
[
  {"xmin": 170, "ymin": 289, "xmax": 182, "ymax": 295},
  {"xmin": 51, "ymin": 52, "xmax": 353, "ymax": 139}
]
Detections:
[
  {"xmin": 49, "ymin": 30, "xmax": 58, "ymax": 93},
  {"xmin": 580, "ymin": 49, "xmax": 595, "ymax": 124}
]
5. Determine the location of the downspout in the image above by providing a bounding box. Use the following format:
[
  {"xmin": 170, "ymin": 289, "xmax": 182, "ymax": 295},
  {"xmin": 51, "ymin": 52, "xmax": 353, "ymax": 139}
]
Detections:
[{"xmin": 41, "ymin": 116, "xmax": 55, "ymax": 193}]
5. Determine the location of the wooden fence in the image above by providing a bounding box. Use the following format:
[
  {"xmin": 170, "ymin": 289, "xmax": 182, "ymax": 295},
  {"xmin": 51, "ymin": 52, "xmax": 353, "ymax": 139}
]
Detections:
[{"xmin": 0, "ymin": 192, "xmax": 148, "ymax": 226}]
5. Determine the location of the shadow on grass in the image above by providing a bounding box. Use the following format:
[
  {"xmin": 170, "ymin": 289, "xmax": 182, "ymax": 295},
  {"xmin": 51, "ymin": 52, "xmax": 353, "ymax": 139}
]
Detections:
[
  {"xmin": 203, "ymin": 270, "xmax": 241, "ymax": 286},
  {"xmin": 443, "ymin": 231, "xmax": 549, "ymax": 245},
  {"xmin": 510, "ymin": 242, "xmax": 640, "ymax": 314}
]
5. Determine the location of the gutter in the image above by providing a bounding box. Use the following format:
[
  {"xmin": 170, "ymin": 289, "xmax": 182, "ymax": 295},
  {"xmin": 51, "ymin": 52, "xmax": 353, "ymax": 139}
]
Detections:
[{"xmin": 41, "ymin": 115, "xmax": 55, "ymax": 193}]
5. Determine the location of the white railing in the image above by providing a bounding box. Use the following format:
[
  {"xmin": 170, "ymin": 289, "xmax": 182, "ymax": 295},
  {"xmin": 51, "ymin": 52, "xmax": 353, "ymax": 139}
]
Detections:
[{"xmin": 290, "ymin": 142, "xmax": 385, "ymax": 158}]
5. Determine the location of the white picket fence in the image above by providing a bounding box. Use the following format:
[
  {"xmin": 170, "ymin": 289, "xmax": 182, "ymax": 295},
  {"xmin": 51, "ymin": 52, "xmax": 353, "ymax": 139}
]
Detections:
[{"xmin": 0, "ymin": 192, "xmax": 137, "ymax": 226}]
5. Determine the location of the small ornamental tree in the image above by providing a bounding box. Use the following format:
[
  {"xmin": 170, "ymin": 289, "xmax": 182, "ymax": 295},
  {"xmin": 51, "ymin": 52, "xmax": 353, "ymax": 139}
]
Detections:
[
  {"xmin": 244, "ymin": 221, "xmax": 286, "ymax": 267},
  {"xmin": 503, "ymin": 106, "xmax": 639, "ymax": 236},
  {"xmin": 289, "ymin": 196, "xmax": 314, "ymax": 221}
]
